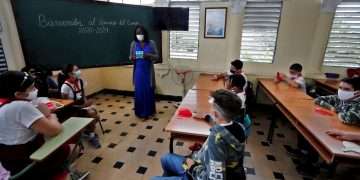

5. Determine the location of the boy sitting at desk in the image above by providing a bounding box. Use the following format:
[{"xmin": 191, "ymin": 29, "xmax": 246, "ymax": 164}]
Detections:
[
  {"xmin": 275, "ymin": 63, "xmax": 306, "ymax": 92},
  {"xmin": 213, "ymin": 59, "xmax": 247, "ymax": 87},
  {"xmin": 152, "ymin": 90, "xmax": 246, "ymax": 180},
  {"xmin": 314, "ymin": 77, "xmax": 360, "ymax": 126},
  {"xmin": 226, "ymin": 74, "xmax": 247, "ymax": 110}
]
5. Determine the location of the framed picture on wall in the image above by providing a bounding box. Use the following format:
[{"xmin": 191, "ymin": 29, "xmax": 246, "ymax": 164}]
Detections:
[{"xmin": 204, "ymin": 7, "xmax": 227, "ymax": 38}]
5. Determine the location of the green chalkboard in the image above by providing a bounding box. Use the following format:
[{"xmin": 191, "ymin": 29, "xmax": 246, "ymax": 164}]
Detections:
[{"xmin": 12, "ymin": 0, "xmax": 162, "ymax": 69}]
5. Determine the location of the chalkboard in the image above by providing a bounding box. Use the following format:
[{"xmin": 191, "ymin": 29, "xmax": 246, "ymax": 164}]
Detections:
[{"xmin": 12, "ymin": 0, "xmax": 162, "ymax": 70}]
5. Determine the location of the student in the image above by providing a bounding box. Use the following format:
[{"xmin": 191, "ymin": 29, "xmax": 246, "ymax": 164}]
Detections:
[
  {"xmin": 275, "ymin": 63, "xmax": 306, "ymax": 92},
  {"xmin": 21, "ymin": 66, "xmax": 49, "ymax": 97},
  {"xmin": 60, "ymin": 64, "xmax": 101, "ymax": 148},
  {"xmin": 213, "ymin": 59, "xmax": 247, "ymax": 84},
  {"xmin": 45, "ymin": 69, "xmax": 59, "ymax": 97},
  {"xmin": 314, "ymin": 77, "xmax": 360, "ymax": 125},
  {"xmin": 0, "ymin": 71, "xmax": 67, "ymax": 179},
  {"xmin": 152, "ymin": 89, "xmax": 246, "ymax": 180},
  {"xmin": 227, "ymin": 74, "xmax": 247, "ymax": 110}
]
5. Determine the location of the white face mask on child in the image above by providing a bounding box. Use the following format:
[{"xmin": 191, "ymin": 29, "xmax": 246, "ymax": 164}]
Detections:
[
  {"xmin": 26, "ymin": 89, "xmax": 38, "ymax": 101},
  {"xmin": 338, "ymin": 89, "xmax": 355, "ymax": 101},
  {"xmin": 74, "ymin": 70, "xmax": 81, "ymax": 78},
  {"xmin": 289, "ymin": 74, "xmax": 298, "ymax": 80}
]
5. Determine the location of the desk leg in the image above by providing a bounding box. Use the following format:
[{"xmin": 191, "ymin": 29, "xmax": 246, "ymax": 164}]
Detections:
[
  {"xmin": 169, "ymin": 134, "xmax": 175, "ymax": 154},
  {"xmin": 267, "ymin": 106, "xmax": 277, "ymax": 144},
  {"xmin": 255, "ymin": 83, "xmax": 260, "ymax": 104},
  {"xmin": 325, "ymin": 162, "xmax": 338, "ymax": 178}
]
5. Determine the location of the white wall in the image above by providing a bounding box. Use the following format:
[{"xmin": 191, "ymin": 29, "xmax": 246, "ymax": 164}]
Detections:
[
  {"xmin": 0, "ymin": 0, "xmax": 25, "ymax": 71},
  {"xmin": 0, "ymin": 0, "xmax": 348, "ymax": 97}
]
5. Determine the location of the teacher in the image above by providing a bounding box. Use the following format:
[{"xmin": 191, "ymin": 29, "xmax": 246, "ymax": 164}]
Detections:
[{"xmin": 129, "ymin": 25, "xmax": 159, "ymax": 119}]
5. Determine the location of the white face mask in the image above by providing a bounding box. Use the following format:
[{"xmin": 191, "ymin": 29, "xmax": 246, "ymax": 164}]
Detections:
[
  {"xmin": 26, "ymin": 89, "xmax": 38, "ymax": 101},
  {"xmin": 289, "ymin": 74, "xmax": 298, "ymax": 80},
  {"xmin": 74, "ymin": 70, "xmax": 81, "ymax": 78},
  {"xmin": 136, "ymin": 35, "xmax": 144, "ymax": 41},
  {"xmin": 338, "ymin": 89, "xmax": 355, "ymax": 101}
]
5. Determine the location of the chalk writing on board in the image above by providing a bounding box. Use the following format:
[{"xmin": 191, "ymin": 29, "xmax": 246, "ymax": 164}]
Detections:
[{"xmin": 38, "ymin": 14, "xmax": 140, "ymax": 34}]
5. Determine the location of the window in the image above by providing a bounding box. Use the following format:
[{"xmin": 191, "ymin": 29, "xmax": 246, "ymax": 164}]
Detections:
[
  {"xmin": 323, "ymin": 2, "xmax": 360, "ymax": 68},
  {"xmin": 169, "ymin": 2, "xmax": 200, "ymax": 60},
  {"xmin": 0, "ymin": 39, "xmax": 8, "ymax": 74},
  {"xmin": 240, "ymin": 0, "xmax": 282, "ymax": 63}
]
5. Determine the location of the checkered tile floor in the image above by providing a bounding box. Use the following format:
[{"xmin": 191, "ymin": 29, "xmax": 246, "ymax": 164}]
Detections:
[{"xmin": 74, "ymin": 93, "xmax": 360, "ymax": 180}]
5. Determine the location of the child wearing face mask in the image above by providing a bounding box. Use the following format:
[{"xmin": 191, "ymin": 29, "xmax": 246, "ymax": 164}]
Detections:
[
  {"xmin": 275, "ymin": 63, "xmax": 306, "ymax": 92},
  {"xmin": 287, "ymin": 77, "xmax": 360, "ymax": 176},
  {"xmin": 227, "ymin": 74, "xmax": 247, "ymax": 110},
  {"xmin": 0, "ymin": 71, "xmax": 70, "ymax": 179},
  {"xmin": 152, "ymin": 90, "xmax": 246, "ymax": 180},
  {"xmin": 213, "ymin": 60, "xmax": 248, "ymax": 89},
  {"xmin": 59, "ymin": 64, "xmax": 102, "ymax": 148},
  {"xmin": 315, "ymin": 77, "xmax": 360, "ymax": 126}
]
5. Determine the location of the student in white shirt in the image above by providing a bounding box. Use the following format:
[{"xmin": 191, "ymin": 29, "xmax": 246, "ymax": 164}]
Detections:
[
  {"xmin": 0, "ymin": 71, "xmax": 67, "ymax": 179},
  {"xmin": 59, "ymin": 64, "xmax": 101, "ymax": 148},
  {"xmin": 275, "ymin": 63, "xmax": 306, "ymax": 92},
  {"xmin": 227, "ymin": 74, "xmax": 247, "ymax": 110}
]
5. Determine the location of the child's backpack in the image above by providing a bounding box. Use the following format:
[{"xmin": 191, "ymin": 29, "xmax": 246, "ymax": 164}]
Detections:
[
  {"xmin": 242, "ymin": 114, "xmax": 252, "ymax": 137},
  {"xmin": 235, "ymin": 114, "xmax": 252, "ymax": 138}
]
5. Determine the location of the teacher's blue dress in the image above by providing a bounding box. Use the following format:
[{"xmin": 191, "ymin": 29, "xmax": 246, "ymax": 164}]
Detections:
[{"xmin": 134, "ymin": 42, "xmax": 156, "ymax": 118}]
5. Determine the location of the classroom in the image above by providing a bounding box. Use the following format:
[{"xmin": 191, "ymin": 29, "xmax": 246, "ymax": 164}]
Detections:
[{"xmin": 0, "ymin": 0, "xmax": 359, "ymax": 180}]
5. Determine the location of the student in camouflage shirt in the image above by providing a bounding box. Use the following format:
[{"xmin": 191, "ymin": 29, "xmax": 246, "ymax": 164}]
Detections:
[
  {"xmin": 314, "ymin": 77, "xmax": 360, "ymax": 126},
  {"xmin": 152, "ymin": 89, "xmax": 246, "ymax": 180}
]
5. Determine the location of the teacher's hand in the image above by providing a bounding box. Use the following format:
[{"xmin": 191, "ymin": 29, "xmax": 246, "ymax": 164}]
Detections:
[{"xmin": 130, "ymin": 56, "xmax": 136, "ymax": 61}]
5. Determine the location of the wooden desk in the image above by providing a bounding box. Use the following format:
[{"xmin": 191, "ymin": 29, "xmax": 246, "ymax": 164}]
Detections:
[
  {"xmin": 314, "ymin": 79, "xmax": 340, "ymax": 94},
  {"xmin": 30, "ymin": 117, "xmax": 93, "ymax": 161},
  {"xmin": 257, "ymin": 79, "xmax": 360, "ymax": 164},
  {"xmin": 192, "ymin": 73, "xmax": 225, "ymax": 91},
  {"xmin": 11, "ymin": 117, "xmax": 93, "ymax": 179},
  {"xmin": 165, "ymin": 89, "xmax": 212, "ymax": 153},
  {"xmin": 165, "ymin": 73, "xmax": 225, "ymax": 153},
  {"xmin": 50, "ymin": 98, "xmax": 74, "ymax": 111}
]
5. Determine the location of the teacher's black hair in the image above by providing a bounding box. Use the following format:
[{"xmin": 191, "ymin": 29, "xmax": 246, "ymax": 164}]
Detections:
[{"xmin": 133, "ymin": 25, "xmax": 150, "ymax": 43}]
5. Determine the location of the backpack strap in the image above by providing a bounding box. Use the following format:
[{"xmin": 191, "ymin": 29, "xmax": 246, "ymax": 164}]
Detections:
[
  {"xmin": 64, "ymin": 79, "xmax": 85, "ymax": 104},
  {"xmin": 79, "ymin": 79, "xmax": 85, "ymax": 102}
]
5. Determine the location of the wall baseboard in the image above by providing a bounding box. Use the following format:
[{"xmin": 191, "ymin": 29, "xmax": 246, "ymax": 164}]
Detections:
[{"xmin": 88, "ymin": 89, "xmax": 182, "ymax": 102}]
